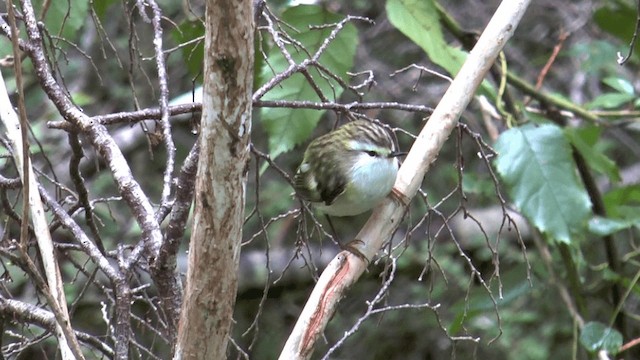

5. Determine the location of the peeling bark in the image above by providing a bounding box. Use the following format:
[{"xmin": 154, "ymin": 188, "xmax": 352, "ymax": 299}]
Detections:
[{"xmin": 174, "ymin": 0, "xmax": 254, "ymax": 358}]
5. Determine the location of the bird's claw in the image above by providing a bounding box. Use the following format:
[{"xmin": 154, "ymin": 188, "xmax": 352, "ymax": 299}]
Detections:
[
  {"xmin": 391, "ymin": 187, "xmax": 411, "ymax": 207},
  {"xmin": 340, "ymin": 239, "xmax": 369, "ymax": 264}
]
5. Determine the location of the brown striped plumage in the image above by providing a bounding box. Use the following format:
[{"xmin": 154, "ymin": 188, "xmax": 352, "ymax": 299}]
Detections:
[{"xmin": 293, "ymin": 120, "xmax": 399, "ymax": 216}]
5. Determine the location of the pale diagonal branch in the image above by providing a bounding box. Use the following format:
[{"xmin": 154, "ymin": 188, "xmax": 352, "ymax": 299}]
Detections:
[
  {"xmin": 279, "ymin": 0, "xmax": 533, "ymax": 358},
  {"xmin": 0, "ymin": 66, "xmax": 84, "ymax": 360}
]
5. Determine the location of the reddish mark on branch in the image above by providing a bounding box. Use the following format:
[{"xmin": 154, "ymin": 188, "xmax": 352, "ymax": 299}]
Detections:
[
  {"xmin": 534, "ymin": 30, "xmax": 569, "ymax": 92},
  {"xmin": 300, "ymin": 255, "xmax": 351, "ymax": 355},
  {"xmin": 620, "ymin": 336, "xmax": 640, "ymax": 353}
]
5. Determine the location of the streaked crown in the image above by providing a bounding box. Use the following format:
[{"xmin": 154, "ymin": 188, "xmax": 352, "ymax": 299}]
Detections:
[{"xmin": 309, "ymin": 120, "xmax": 396, "ymax": 155}]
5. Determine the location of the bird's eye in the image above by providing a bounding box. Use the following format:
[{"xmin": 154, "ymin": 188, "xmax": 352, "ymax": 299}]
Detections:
[{"xmin": 365, "ymin": 150, "xmax": 377, "ymax": 157}]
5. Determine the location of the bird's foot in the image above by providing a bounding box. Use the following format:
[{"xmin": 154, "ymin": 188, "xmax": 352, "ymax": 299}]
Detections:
[
  {"xmin": 340, "ymin": 239, "xmax": 369, "ymax": 264},
  {"xmin": 391, "ymin": 187, "xmax": 411, "ymax": 207}
]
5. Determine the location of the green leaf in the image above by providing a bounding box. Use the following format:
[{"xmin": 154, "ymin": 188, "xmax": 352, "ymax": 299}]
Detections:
[
  {"xmin": 71, "ymin": 92, "xmax": 95, "ymax": 107},
  {"xmin": 449, "ymin": 265, "xmax": 532, "ymax": 335},
  {"xmin": 594, "ymin": 2, "xmax": 640, "ymax": 63},
  {"xmin": 586, "ymin": 93, "xmax": 635, "ymax": 110},
  {"xmin": 603, "ymin": 184, "xmax": 640, "ymax": 217},
  {"xmin": 461, "ymin": 173, "xmax": 495, "ymax": 198},
  {"xmin": 386, "ymin": 0, "xmax": 466, "ymax": 77},
  {"xmin": 92, "ymin": 0, "xmax": 118, "ymax": 20},
  {"xmin": 259, "ymin": 5, "xmax": 358, "ymax": 158},
  {"xmin": 579, "ymin": 321, "xmax": 622, "ymax": 354},
  {"xmin": 568, "ymin": 41, "xmax": 620, "ymax": 74},
  {"xmin": 171, "ymin": 21, "xmax": 205, "ymax": 80},
  {"xmin": 603, "ymin": 77, "xmax": 635, "ymax": 95},
  {"xmin": 494, "ymin": 124, "xmax": 592, "ymax": 243},
  {"xmin": 34, "ymin": 0, "xmax": 90, "ymax": 41},
  {"xmin": 564, "ymin": 127, "xmax": 620, "ymax": 182},
  {"xmin": 588, "ymin": 216, "xmax": 638, "ymax": 236}
]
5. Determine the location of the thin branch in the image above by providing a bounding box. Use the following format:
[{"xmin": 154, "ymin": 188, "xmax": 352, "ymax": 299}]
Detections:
[
  {"xmin": 0, "ymin": 15, "xmax": 32, "ymax": 53},
  {"xmin": 617, "ymin": 0, "xmax": 640, "ymax": 65},
  {"xmin": 113, "ymin": 247, "xmax": 132, "ymax": 360},
  {"xmin": 506, "ymin": 71, "xmax": 599, "ymax": 123},
  {"xmin": 146, "ymin": 0, "xmax": 176, "ymax": 211},
  {"xmin": 323, "ymin": 258, "xmax": 439, "ymax": 359},
  {"xmin": 0, "ymin": 296, "xmax": 114, "ymax": 357},
  {"xmin": 620, "ymin": 336, "xmax": 640, "ymax": 353},
  {"xmin": 253, "ymin": 10, "xmax": 372, "ymax": 102},
  {"xmin": 19, "ymin": 0, "xmax": 163, "ymax": 269},
  {"xmin": 46, "ymin": 100, "xmax": 432, "ymax": 131},
  {"xmin": 6, "ymin": 0, "xmax": 31, "ymax": 257},
  {"xmin": 534, "ymin": 30, "xmax": 568, "ymax": 91},
  {"xmin": 390, "ymin": 63, "xmax": 453, "ymax": 83},
  {"xmin": 0, "ymin": 27, "xmax": 83, "ymax": 358},
  {"xmin": 68, "ymin": 132, "xmax": 106, "ymax": 255},
  {"xmin": 0, "ymin": 173, "xmax": 21, "ymax": 188},
  {"xmin": 14, "ymin": 244, "xmax": 85, "ymax": 360},
  {"xmin": 150, "ymin": 142, "xmax": 199, "ymax": 346},
  {"xmin": 256, "ymin": 100, "xmax": 433, "ymax": 114},
  {"xmin": 38, "ymin": 185, "xmax": 122, "ymax": 283}
]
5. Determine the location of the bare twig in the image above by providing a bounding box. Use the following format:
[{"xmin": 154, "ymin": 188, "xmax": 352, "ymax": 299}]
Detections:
[
  {"xmin": 617, "ymin": 0, "xmax": 640, "ymax": 65},
  {"xmin": 323, "ymin": 257, "xmax": 439, "ymax": 359},
  {"xmin": 390, "ymin": 63, "xmax": 453, "ymax": 83},
  {"xmin": 0, "ymin": 296, "xmax": 113, "ymax": 357},
  {"xmin": 0, "ymin": 30, "xmax": 83, "ymax": 359},
  {"xmin": 19, "ymin": 0, "xmax": 163, "ymax": 269},
  {"xmin": 151, "ymin": 143, "xmax": 200, "ymax": 345},
  {"xmin": 534, "ymin": 30, "xmax": 568, "ymax": 91},
  {"xmin": 38, "ymin": 186, "xmax": 122, "ymax": 282},
  {"xmin": 146, "ymin": 0, "xmax": 176, "ymax": 211},
  {"xmin": 68, "ymin": 132, "xmax": 106, "ymax": 254},
  {"xmin": 46, "ymin": 100, "xmax": 432, "ymax": 131}
]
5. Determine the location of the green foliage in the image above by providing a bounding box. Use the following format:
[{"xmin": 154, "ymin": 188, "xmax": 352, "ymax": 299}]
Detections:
[
  {"xmin": 494, "ymin": 123, "xmax": 592, "ymax": 243},
  {"xmin": 567, "ymin": 40, "xmax": 621, "ymax": 75},
  {"xmin": 564, "ymin": 126, "xmax": 620, "ymax": 182},
  {"xmin": 449, "ymin": 276, "xmax": 532, "ymax": 336},
  {"xmin": 33, "ymin": 0, "xmax": 90, "ymax": 41},
  {"xmin": 171, "ymin": 21, "xmax": 205, "ymax": 80},
  {"xmin": 258, "ymin": 5, "xmax": 358, "ymax": 158},
  {"xmin": 92, "ymin": 0, "xmax": 118, "ymax": 20},
  {"xmin": 70, "ymin": 91, "xmax": 95, "ymax": 107},
  {"xmin": 0, "ymin": 0, "xmax": 87, "ymax": 58},
  {"xmin": 603, "ymin": 184, "xmax": 640, "ymax": 218},
  {"xmin": 602, "ymin": 76, "xmax": 635, "ymax": 95},
  {"xmin": 579, "ymin": 321, "xmax": 623, "ymax": 355},
  {"xmin": 588, "ymin": 216, "xmax": 638, "ymax": 236},
  {"xmin": 461, "ymin": 172, "xmax": 496, "ymax": 199},
  {"xmin": 587, "ymin": 93, "xmax": 636, "ymax": 110},
  {"xmin": 386, "ymin": 0, "xmax": 466, "ymax": 76},
  {"xmin": 586, "ymin": 77, "xmax": 636, "ymax": 110},
  {"xmin": 588, "ymin": 185, "xmax": 640, "ymax": 235},
  {"xmin": 594, "ymin": 0, "xmax": 640, "ymax": 64},
  {"xmin": 385, "ymin": 0, "xmax": 495, "ymax": 98}
]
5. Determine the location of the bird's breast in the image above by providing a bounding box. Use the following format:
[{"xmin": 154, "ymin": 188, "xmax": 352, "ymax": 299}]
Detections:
[{"xmin": 349, "ymin": 156, "xmax": 398, "ymax": 200}]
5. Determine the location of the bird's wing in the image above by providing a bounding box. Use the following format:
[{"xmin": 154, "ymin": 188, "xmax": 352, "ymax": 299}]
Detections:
[
  {"xmin": 293, "ymin": 162, "xmax": 322, "ymax": 202},
  {"xmin": 293, "ymin": 149, "xmax": 347, "ymax": 205},
  {"xmin": 315, "ymin": 150, "xmax": 347, "ymax": 205}
]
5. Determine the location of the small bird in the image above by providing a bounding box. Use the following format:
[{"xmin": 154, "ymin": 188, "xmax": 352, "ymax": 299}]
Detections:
[{"xmin": 293, "ymin": 120, "xmax": 403, "ymax": 218}]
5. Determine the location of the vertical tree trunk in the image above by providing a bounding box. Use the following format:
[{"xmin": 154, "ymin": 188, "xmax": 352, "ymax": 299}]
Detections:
[{"xmin": 174, "ymin": 0, "xmax": 253, "ymax": 358}]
